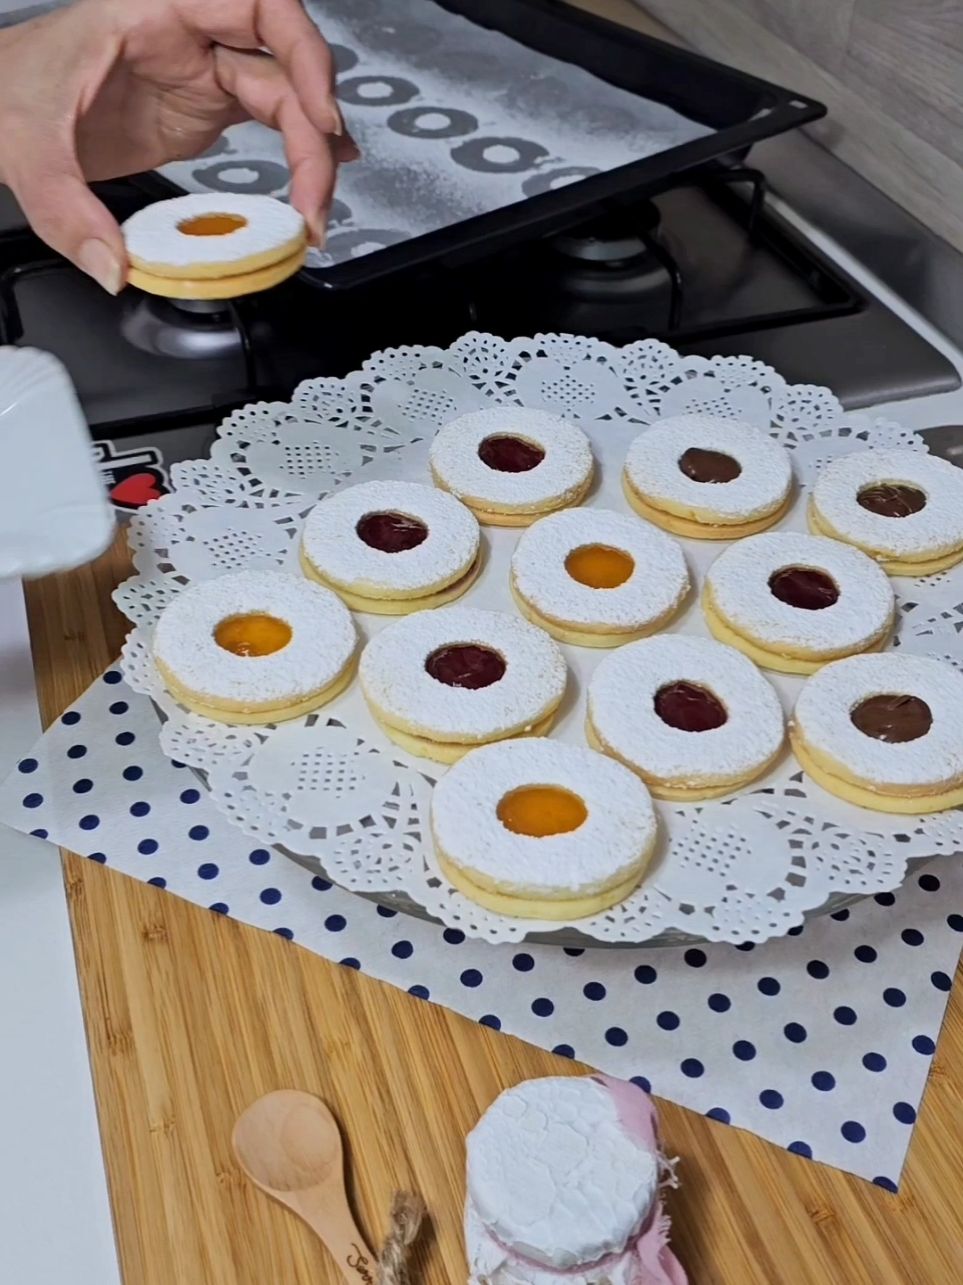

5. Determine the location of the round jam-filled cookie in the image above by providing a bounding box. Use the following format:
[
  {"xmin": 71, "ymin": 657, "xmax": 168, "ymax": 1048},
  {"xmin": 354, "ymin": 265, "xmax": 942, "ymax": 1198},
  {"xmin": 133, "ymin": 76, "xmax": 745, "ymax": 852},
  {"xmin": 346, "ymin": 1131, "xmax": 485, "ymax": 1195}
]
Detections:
[
  {"xmin": 360, "ymin": 607, "xmax": 567, "ymax": 763},
  {"xmin": 465, "ymin": 1075, "xmax": 686, "ymax": 1285},
  {"xmin": 623, "ymin": 413, "xmax": 793, "ymax": 539},
  {"xmin": 790, "ymin": 654, "xmax": 963, "ymax": 813},
  {"xmin": 809, "ymin": 448, "xmax": 963, "ymax": 576},
  {"xmin": 703, "ymin": 532, "xmax": 894, "ymax": 674},
  {"xmin": 432, "ymin": 739, "xmax": 656, "ymax": 919},
  {"xmin": 587, "ymin": 635, "xmax": 785, "ymax": 800},
  {"xmin": 429, "ymin": 407, "xmax": 594, "ymax": 526},
  {"xmin": 153, "ymin": 570, "xmax": 357, "ymax": 724},
  {"xmin": 300, "ymin": 480, "xmax": 481, "ymax": 614},
  {"xmin": 123, "ymin": 194, "xmax": 307, "ymax": 299},
  {"xmin": 510, "ymin": 508, "xmax": 690, "ymax": 648}
]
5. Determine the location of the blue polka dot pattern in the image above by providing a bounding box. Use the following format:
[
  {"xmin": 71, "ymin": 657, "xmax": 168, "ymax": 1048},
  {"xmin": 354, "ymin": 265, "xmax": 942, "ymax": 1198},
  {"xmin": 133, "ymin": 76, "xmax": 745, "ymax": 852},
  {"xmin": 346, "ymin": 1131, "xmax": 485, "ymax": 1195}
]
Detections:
[
  {"xmin": 512, "ymin": 953, "xmax": 534, "ymax": 972},
  {"xmin": 812, "ymin": 1071, "xmax": 835, "ymax": 1091},
  {"xmin": 901, "ymin": 929, "xmax": 924, "ymax": 946},
  {"xmin": 311, "ymin": 877, "xmax": 331, "ymax": 892},
  {"xmin": 73, "ymin": 779, "xmax": 93, "ymax": 794},
  {"xmin": 684, "ymin": 949, "xmax": 707, "ymax": 968},
  {"xmin": 130, "ymin": 801, "xmax": 150, "ymax": 817},
  {"xmin": 147, "ymin": 876, "xmax": 166, "ymax": 888},
  {"xmin": 875, "ymin": 892, "xmax": 896, "ymax": 907},
  {"xmin": 209, "ymin": 902, "xmax": 229, "ymax": 915},
  {"xmin": 408, "ymin": 985, "xmax": 429, "ymax": 1000},
  {"xmin": 137, "ymin": 838, "xmax": 157, "ymax": 854},
  {"xmin": 461, "ymin": 969, "xmax": 483, "ymax": 988},
  {"xmin": 605, "ymin": 1026, "xmax": 628, "ymax": 1046},
  {"xmin": 706, "ymin": 1107, "xmax": 730, "ymax": 1124},
  {"xmin": 912, "ymin": 1035, "xmax": 935, "ymax": 1055},
  {"xmin": 248, "ymin": 849, "xmax": 270, "ymax": 865},
  {"xmin": 855, "ymin": 945, "xmax": 878, "ymax": 963},
  {"xmin": 197, "ymin": 863, "xmax": 219, "ymax": 880},
  {"xmin": 583, "ymin": 982, "xmax": 606, "ymax": 1001},
  {"xmin": 760, "ymin": 1089, "xmax": 784, "ymax": 1110},
  {"xmin": 340, "ymin": 958, "xmax": 360, "ymax": 970},
  {"xmin": 873, "ymin": 1176, "xmax": 898, "ymax": 1193},
  {"xmin": 18, "ymin": 758, "xmax": 38, "ymax": 773},
  {"xmin": 893, "ymin": 1102, "xmax": 916, "ymax": 1125},
  {"xmin": 271, "ymin": 927, "xmax": 292, "ymax": 940},
  {"xmin": 807, "ymin": 960, "xmax": 830, "ymax": 980},
  {"xmin": 103, "ymin": 670, "xmax": 122, "ymax": 684},
  {"xmin": 863, "ymin": 1052, "xmax": 887, "ymax": 1072},
  {"xmin": 931, "ymin": 971, "xmax": 952, "ymax": 992},
  {"xmin": 635, "ymin": 965, "xmax": 657, "ymax": 984},
  {"xmin": 784, "ymin": 1022, "xmax": 807, "ymax": 1043},
  {"xmin": 179, "ymin": 788, "xmax": 200, "ymax": 803},
  {"xmin": 708, "ymin": 993, "xmax": 731, "ymax": 1013},
  {"xmin": 532, "ymin": 998, "xmax": 554, "ymax": 1017},
  {"xmin": 123, "ymin": 765, "xmax": 142, "ymax": 780},
  {"xmin": 732, "ymin": 1040, "xmax": 756, "ymax": 1061},
  {"xmin": 948, "ymin": 914, "xmax": 963, "ymax": 933},
  {"xmin": 377, "ymin": 905, "xmax": 398, "ymax": 919},
  {"xmin": 443, "ymin": 928, "xmax": 465, "ymax": 945},
  {"xmin": 188, "ymin": 825, "xmax": 209, "ymax": 841},
  {"xmin": 479, "ymin": 1014, "xmax": 501, "ymax": 1030},
  {"xmin": 391, "ymin": 940, "xmax": 413, "ymax": 959},
  {"xmin": 108, "ymin": 701, "xmax": 129, "ymax": 716},
  {"xmin": 757, "ymin": 976, "xmax": 780, "ymax": 996},
  {"xmin": 61, "ymin": 710, "xmax": 80, "ymax": 725},
  {"xmin": 324, "ymin": 914, "xmax": 346, "ymax": 931},
  {"xmin": 67, "ymin": 745, "xmax": 87, "ymax": 760},
  {"xmin": 87, "ymin": 852, "xmax": 106, "ymax": 864},
  {"xmin": 841, "ymin": 1121, "xmax": 866, "ymax": 1143},
  {"xmin": 553, "ymin": 1044, "xmax": 575, "ymax": 1059},
  {"xmin": 22, "ymin": 793, "xmax": 43, "ymax": 809},
  {"xmin": 115, "ymin": 731, "xmax": 135, "ymax": 746},
  {"xmin": 788, "ymin": 1141, "xmax": 812, "ymax": 1158},
  {"xmin": 833, "ymin": 1006, "xmax": 857, "ymax": 1026},
  {"xmin": 883, "ymin": 987, "xmax": 906, "ymax": 1007},
  {"xmin": 918, "ymin": 874, "xmax": 940, "ymax": 892},
  {"xmin": 30, "ymin": 828, "xmax": 48, "ymax": 839},
  {"xmin": 681, "ymin": 1058, "xmax": 704, "ymax": 1078},
  {"xmin": 259, "ymin": 888, "xmax": 281, "ymax": 905},
  {"xmin": 630, "ymin": 1076, "xmax": 651, "ymax": 1094},
  {"xmin": 657, "ymin": 1011, "xmax": 680, "ymax": 1031}
]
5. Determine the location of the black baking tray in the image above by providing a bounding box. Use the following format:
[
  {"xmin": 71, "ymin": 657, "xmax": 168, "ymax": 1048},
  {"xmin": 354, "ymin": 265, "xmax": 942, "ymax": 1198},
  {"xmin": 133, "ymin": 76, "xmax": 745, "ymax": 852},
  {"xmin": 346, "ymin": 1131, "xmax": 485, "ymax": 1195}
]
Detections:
[{"xmin": 137, "ymin": 0, "xmax": 825, "ymax": 291}]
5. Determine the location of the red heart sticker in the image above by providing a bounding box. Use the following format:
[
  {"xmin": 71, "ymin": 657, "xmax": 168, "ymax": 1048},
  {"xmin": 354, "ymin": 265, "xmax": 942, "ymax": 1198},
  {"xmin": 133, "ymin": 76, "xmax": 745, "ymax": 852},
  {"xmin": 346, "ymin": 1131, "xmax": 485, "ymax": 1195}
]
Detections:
[{"xmin": 110, "ymin": 471, "xmax": 164, "ymax": 507}]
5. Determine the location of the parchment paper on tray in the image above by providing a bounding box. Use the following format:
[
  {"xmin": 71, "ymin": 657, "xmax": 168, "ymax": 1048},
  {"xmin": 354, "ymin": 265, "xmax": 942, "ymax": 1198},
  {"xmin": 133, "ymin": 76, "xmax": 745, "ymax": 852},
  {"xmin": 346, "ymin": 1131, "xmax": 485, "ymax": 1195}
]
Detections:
[{"xmin": 158, "ymin": 0, "xmax": 710, "ymax": 269}]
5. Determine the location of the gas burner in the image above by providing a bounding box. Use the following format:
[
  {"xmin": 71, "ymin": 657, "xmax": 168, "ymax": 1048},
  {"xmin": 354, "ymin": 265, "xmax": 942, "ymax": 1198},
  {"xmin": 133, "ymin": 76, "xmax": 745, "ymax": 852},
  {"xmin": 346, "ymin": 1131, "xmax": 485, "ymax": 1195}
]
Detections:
[
  {"xmin": 121, "ymin": 292, "xmax": 245, "ymax": 361},
  {"xmin": 550, "ymin": 205, "xmax": 662, "ymax": 267}
]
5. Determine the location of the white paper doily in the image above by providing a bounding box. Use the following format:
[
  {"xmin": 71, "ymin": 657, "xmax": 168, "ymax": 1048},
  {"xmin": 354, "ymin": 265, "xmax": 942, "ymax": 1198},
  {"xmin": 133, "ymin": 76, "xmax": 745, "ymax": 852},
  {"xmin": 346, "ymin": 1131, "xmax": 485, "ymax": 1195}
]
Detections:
[{"xmin": 115, "ymin": 334, "xmax": 963, "ymax": 945}]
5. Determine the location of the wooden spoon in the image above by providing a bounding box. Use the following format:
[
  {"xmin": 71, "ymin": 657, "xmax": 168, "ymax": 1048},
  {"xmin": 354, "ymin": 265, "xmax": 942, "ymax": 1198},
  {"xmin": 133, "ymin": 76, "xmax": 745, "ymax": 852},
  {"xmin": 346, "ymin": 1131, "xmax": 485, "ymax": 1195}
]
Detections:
[{"xmin": 233, "ymin": 1089, "xmax": 377, "ymax": 1284}]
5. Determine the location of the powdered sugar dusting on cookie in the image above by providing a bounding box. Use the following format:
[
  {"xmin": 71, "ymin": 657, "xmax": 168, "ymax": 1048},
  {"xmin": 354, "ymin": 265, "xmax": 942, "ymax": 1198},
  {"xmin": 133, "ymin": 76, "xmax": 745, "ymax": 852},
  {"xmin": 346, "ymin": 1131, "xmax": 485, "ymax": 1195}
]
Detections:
[
  {"xmin": 793, "ymin": 653, "xmax": 963, "ymax": 789},
  {"xmin": 301, "ymin": 480, "xmax": 479, "ymax": 595},
  {"xmin": 123, "ymin": 194, "xmax": 304, "ymax": 270},
  {"xmin": 433, "ymin": 740, "xmax": 655, "ymax": 895},
  {"xmin": 811, "ymin": 449, "xmax": 963, "ymax": 560},
  {"xmin": 589, "ymin": 635, "xmax": 784, "ymax": 786},
  {"xmin": 153, "ymin": 570, "xmax": 356, "ymax": 706},
  {"xmin": 512, "ymin": 508, "xmax": 689, "ymax": 631},
  {"xmin": 624, "ymin": 414, "xmax": 792, "ymax": 521},
  {"xmin": 430, "ymin": 408, "xmax": 593, "ymax": 511},
  {"xmin": 706, "ymin": 532, "xmax": 894, "ymax": 653},
  {"xmin": 360, "ymin": 607, "xmax": 566, "ymax": 740}
]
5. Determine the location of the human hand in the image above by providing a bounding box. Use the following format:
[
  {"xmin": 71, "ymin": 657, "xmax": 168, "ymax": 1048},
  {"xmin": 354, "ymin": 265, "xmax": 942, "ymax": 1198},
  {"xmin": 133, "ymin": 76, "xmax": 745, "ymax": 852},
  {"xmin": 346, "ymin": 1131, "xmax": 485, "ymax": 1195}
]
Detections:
[{"xmin": 0, "ymin": 0, "xmax": 356, "ymax": 293}]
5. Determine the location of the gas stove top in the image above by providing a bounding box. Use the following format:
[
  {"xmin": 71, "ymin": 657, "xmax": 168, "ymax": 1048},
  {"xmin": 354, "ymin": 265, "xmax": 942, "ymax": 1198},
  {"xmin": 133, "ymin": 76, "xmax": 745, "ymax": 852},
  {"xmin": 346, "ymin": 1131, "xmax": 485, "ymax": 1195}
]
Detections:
[{"xmin": 0, "ymin": 164, "xmax": 958, "ymax": 512}]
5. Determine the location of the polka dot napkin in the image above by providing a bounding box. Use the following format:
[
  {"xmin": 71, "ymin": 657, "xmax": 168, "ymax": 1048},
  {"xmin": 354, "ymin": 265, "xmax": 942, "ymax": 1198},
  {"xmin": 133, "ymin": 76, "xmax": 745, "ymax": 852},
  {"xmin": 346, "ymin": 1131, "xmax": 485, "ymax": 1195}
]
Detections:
[{"xmin": 2, "ymin": 670, "xmax": 961, "ymax": 1190}]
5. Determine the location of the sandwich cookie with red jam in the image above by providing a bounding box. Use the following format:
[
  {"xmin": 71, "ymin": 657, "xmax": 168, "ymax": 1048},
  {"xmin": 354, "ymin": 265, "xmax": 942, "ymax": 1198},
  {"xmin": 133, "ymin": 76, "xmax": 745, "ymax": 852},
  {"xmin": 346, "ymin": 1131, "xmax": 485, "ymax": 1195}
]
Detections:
[
  {"xmin": 429, "ymin": 407, "xmax": 594, "ymax": 526},
  {"xmin": 703, "ymin": 531, "xmax": 895, "ymax": 674},
  {"xmin": 622, "ymin": 413, "xmax": 793, "ymax": 539},
  {"xmin": 587, "ymin": 635, "xmax": 785, "ymax": 800},
  {"xmin": 122, "ymin": 194, "xmax": 307, "ymax": 299},
  {"xmin": 809, "ymin": 448, "xmax": 963, "ymax": 576},
  {"xmin": 300, "ymin": 480, "xmax": 481, "ymax": 613},
  {"xmin": 465, "ymin": 1074, "xmax": 686, "ymax": 1285},
  {"xmin": 510, "ymin": 508, "xmax": 690, "ymax": 647},
  {"xmin": 791, "ymin": 653, "xmax": 963, "ymax": 813},
  {"xmin": 152, "ymin": 570, "xmax": 357, "ymax": 724},
  {"xmin": 431, "ymin": 739, "xmax": 656, "ymax": 919},
  {"xmin": 359, "ymin": 607, "xmax": 566, "ymax": 763}
]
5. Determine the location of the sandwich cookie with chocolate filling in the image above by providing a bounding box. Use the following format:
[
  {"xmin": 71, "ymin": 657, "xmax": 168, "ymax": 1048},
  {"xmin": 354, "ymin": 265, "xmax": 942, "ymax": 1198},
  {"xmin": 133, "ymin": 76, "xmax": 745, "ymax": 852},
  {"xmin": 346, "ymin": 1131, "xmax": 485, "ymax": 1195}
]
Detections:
[
  {"xmin": 429, "ymin": 407, "xmax": 594, "ymax": 526},
  {"xmin": 809, "ymin": 448, "xmax": 963, "ymax": 576},
  {"xmin": 703, "ymin": 532, "xmax": 895, "ymax": 674},
  {"xmin": 122, "ymin": 194, "xmax": 307, "ymax": 299},
  {"xmin": 152, "ymin": 570, "xmax": 357, "ymax": 724},
  {"xmin": 432, "ymin": 739, "xmax": 657, "ymax": 919},
  {"xmin": 587, "ymin": 634, "xmax": 785, "ymax": 800},
  {"xmin": 623, "ymin": 413, "xmax": 793, "ymax": 539},
  {"xmin": 465, "ymin": 1075, "xmax": 686, "ymax": 1285},
  {"xmin": 360, "ymin": 607, "xmax": 567, "ymax": 763},
  {"xmin": 510, "ymin": 508, "xmax": 690, "ymax": 647},
  {"xmin": 300, "ymin": 480, "xmax": 481, "ymax": 613},
  {"xmin": 791, "ymin": 653, "xmax": 963, "ymax": 813}
]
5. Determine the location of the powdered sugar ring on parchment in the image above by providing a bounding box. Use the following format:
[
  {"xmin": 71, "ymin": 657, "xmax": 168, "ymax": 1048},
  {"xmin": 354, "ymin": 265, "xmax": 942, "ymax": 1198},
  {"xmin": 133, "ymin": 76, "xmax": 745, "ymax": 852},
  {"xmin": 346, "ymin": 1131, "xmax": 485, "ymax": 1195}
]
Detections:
[
  {"xmin": 430, "ymin": 406, "xmax": 593, "ymax": 512},
  {"xmin": 123, "ymin": 193, "xmax": 305, "ymax": 273},
  {"xmin": 360, "ymin": 607, "xmax": 566, "ymax": 742},
  {"xmin": 153, "ymin": 570, "xmax": 356, "ymax": 707},
  {"xmin": 810, "ymin": 449, "xmax": 963, "ymax": 561},
  {"xmin": 705, "ymin": 532, "xmax": 894, "ymax": 654},
  {"xmin": 301, "ymin": 479, "xmax": 480, "ymax": 596},
  {"xmin": 624, "ymin": 413, "xmax": 792, "ymax": 521},
  {"xmin": 114, "ymin": 333, "xmax": 963, "ymax": 946},
  {"xmin": 433, "ymin": 739, "xmax": 655, "ymax": 899},
  {"xmin": 792, "ymin": 654, "xmax": 963, "ymax": 790},
  {"xmin": 511, "ymin": 508, "xmax": 689, "ymax": 632},
  {"xmin": 588, "ymin": 636, "xmax": 785, "ymax": 789}
]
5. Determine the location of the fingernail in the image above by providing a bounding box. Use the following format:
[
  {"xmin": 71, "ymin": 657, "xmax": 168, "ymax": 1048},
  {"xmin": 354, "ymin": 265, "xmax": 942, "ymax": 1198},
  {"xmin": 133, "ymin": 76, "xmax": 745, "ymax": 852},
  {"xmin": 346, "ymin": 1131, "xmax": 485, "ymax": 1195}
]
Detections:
[
  {"xmin": 330, "ymin": 105, "xmax": 344, "ymax": 137},
  {"xmin": 78, "ymin": 239, "xmax": 124, "ymax": 295}
]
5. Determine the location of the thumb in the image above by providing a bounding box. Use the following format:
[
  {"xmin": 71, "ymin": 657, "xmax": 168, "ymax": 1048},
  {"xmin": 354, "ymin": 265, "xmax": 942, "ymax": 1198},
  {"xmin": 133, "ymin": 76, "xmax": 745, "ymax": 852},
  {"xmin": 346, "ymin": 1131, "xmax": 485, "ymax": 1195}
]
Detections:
[{"xmin": 7, "ymin": 147, "xmax": 127, "ymax": 294}]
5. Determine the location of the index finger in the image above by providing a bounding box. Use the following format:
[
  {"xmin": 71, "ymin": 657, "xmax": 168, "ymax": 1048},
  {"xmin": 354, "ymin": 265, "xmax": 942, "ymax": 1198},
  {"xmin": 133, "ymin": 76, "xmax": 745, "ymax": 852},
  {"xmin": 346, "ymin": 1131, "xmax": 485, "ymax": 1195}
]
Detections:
[{"xmin": 182, "ymin": 0, "xmax": 341, "ymax": 137}]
